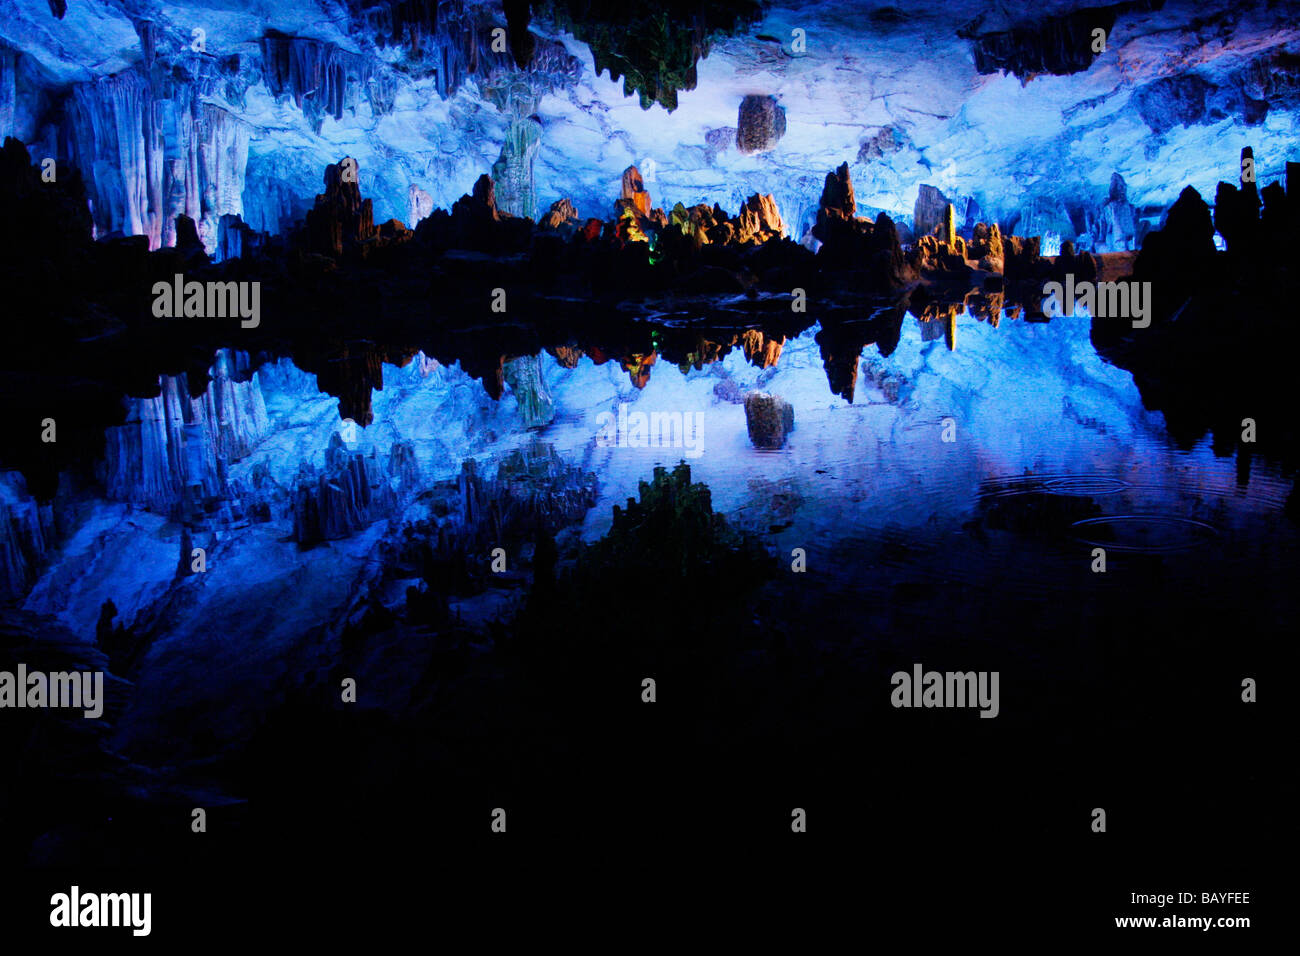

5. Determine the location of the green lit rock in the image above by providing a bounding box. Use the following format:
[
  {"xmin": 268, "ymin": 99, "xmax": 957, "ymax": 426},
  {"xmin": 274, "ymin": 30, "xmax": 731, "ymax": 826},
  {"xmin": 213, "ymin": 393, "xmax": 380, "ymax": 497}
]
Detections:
[
  {"xmin": 491, "ymin": 117, "xmax": 543, "ymax": 220},
  {"xmin": 573, "ymin": 462, "xmax": 772, "ymax": 586},
  {"xmin": 540, "ymin": 1, "xmax": 762, "ymax": 112},
  {"xmin": 503, "ymin": 353, "xmax": 555, "ymax": 428}
]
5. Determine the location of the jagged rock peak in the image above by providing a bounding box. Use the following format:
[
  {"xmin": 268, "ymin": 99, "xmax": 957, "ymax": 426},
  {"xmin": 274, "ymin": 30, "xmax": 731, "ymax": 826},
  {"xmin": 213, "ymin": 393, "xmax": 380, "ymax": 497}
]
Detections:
[
  {"xmin": 819, "ymin": 163, "xmax": 856, "ymax": 220},
  {"xmin": 540, "ymin": 198, "xmax": 579, "ymax": 230}
]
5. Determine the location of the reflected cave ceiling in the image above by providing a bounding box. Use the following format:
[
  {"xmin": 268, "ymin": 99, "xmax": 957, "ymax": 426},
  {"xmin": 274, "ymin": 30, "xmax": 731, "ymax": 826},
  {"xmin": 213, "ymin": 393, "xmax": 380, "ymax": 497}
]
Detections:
[{"xmin": 2, "ymin": 0, "xmax": 1299, "ymax": 247}]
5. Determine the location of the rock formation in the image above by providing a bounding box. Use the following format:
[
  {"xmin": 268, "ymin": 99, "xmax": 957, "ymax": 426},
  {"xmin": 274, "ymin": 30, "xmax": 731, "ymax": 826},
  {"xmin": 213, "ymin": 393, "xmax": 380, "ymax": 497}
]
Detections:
[
  {"xmin": 63, "ymin": 69, "xmax": 250, "ymax": 252},
  {"xmin": 98, "ymin": 350, "xmax": 269, "ymax": 518},
  {"xmin": 291, "ymin": 433, "xmax": 400, "ymax": 546},
  {"xmin": 740, "ymin": 329, "xmax": 785, "ymax": 368},
  {"xmin": 913, "ymin": 185, "xmax": 952, "ymax": 241},
  {"xmin": 491, "ymin": 116, "xmax": 544, "ymax": 219},
  {"xmin": 0, "ymin": 472, "xmax": 53, "ymax": 600},
  {"xmin": 735, "ymin": 193, "xmax": 787, "ymax": 244},
  {"xmin": 1131, "ymin": 184, "xmax": 1218, "ymax": 322},
  {"xmin": 744, "ymin": 392, "xmax": 795, "ymax": 449},
  {"xmin": 304, "ymin": 157, "xmax": 375, "ymax": 257},
  {"xmin": 260, "ymin": 32, "xmax": 391, "ymax": 133},
  {"xmin": 736, "ymin": 95, "xmax": 786, "ymax": 154},
  {"xmin": 1094, "ymin": 172, "xmax": 1139, "ymax": 251},
  {"xmin": 959, "ymin": 2, "xmax": 1155, "ymax": 79},
  {"xmin": 503, "ymin": 354, "xmax": 556, "ymax": 428},
  {"xmin": 540, "ymin": 198, "xmax": 579, "ymax": 231},
  {"xmin": 408, "ymin": 184, "xmax": 434, "ymax": 227}
]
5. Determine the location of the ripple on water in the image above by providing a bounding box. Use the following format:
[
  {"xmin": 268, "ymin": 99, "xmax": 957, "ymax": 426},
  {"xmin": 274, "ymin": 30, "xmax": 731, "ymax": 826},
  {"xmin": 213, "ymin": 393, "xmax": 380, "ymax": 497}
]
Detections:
[
  {"xmin": 1069, "ymin": 514, "xmax": 1222, "ymax": 553},
  {"xmin": 1042, "ymin": 476, "xmax": 1130, "ymax": 496},
  {"xmin": 978, "ymin": 473, "xmax": 1128, "ymax": 500}
]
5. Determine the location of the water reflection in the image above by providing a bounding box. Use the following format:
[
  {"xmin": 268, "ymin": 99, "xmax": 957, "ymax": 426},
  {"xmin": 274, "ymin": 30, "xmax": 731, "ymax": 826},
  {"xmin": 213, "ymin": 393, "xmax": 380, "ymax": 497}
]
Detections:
[{"xmin": 2, "ymin": 303, "xmax": 1292, "ymax": 870}]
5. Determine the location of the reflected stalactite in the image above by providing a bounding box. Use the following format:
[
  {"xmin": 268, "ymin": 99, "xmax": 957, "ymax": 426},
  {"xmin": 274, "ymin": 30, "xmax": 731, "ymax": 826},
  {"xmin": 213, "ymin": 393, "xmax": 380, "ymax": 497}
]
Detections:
[
  {"xmin": 623, "ymin": 352, "xmax": 658, "ymax": 389},
  {"xmin": 740, "ymin": 329, "xmax": 785, "ymax": 368},
  {"xmin": 815, "ymin": 326, "xmax": 862, "ymax": 403}
]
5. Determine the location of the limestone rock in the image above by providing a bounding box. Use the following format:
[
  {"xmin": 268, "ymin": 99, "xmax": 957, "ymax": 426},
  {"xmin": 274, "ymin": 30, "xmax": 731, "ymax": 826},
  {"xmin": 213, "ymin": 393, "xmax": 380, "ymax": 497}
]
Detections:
[
  {"xmin": 491, "ymin": 116, "xmax": 543, "ymax": 219},
  {"xmin": 1094, "ymin": 173, "xmax": 1139, "ymax": 251},
  {"xmin": 736, "ymin": 95, "xmax": 786, "ymax": 154},
  {"xmin": 744, "ymin": 391, "xmax": 795, "ymax": 449},
  {"xmin": 969, "ymin": 222, "xmax": 1005, "ymax": 270},
  {"xmin": 408, "ymin": 184, "xmax": 434, "ymax": 226},
  {"xmin": 913, "ymin": 184, "xmax": 951, "ymax": 241},
  {"xmin": 735, "ymin": 193, "xmax": 787, "ymax": 244},
  {"xmin": 1131, "ymin": 184, "xmax": 1219, "ymax": 323},
  {"xmin": 503, "ymin": 353, "xmax": 556, "ymax": 428},
  {"xmin": 812, "ymin": 163, "xmax": 869, "ymax": 261},
  {"xmin": 858, "ymin": 125, "xmax": 909, "ymax": 162},
  {"xmin": 547, "ymin": 345, "xmax": 585, "ymax": 368},
  {"xmin": 619, "ymin": 165, "xmax": 652, "ymax": 218},
  {"xmin": 0, "ymin": 473, "xmax": 53, "ymax": 600},
  {"xmin": 819, "ymin": 163, "xmax": 856, "ymax": 221},
  {"xmin": 305, "ymin": 156, "xmax": 375, "ymax": 257},
  {"xmin": 98, "ymin": 351, "xmax": 269, "ymax": 518},
  {"xmin": 740, "ymin": 329, "xmax": 785, "ymax": 368},
  {"xmin": 961, "ymin": 5, "xmax": 1121, "ymax": 79},
  {"xmin": 387, "ymin": 440, "xmax": 420, "ymax": 491},
  {"xmin": 704, "ymin": 127, "xmax": 734, "ymax": 164},
  {"xmin": 540, "ymin": 198, "xmax": 579, "ymax": 230},
  {"xmin": 292, "ymin": 433, "xmax": 399, "ymax": 545}
]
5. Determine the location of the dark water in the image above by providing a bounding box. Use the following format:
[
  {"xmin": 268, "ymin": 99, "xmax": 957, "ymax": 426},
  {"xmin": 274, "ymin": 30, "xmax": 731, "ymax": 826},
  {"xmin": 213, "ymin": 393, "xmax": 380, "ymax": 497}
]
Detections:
[{"xmin": 2, "ymin": 311, "xmax": 1292, "ymax": 923}]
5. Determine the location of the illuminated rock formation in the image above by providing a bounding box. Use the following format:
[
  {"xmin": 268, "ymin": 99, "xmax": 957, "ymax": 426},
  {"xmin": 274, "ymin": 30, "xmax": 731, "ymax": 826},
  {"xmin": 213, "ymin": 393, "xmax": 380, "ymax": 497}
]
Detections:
[
  {"xmin": 744, "ymin": 391, "xmax": 795, "ymax": 449},
  {"xmin": 740, "ymin": 329, "xmax": 785, "ymax": 368},
  {"xmin": 913, "ymin": 185, "xmax": 952, "ymax": 242},
  {"xmin": 291, "ymin": 432, "xmax": 399, "ymax": 546},
  {"xmin": 618, "ymin": 165, "xmax": 652, "ymax": 219},
  {"xmin": 305, "ymin": 157, "xmax": 375, "ymax": 257},
  {"xmin": 503, "ymin": 354, "xmax": 556, "ymax": 428},
  {"xmin": 540, "ymin": 198, "xmax": 579, "ymax": 230},
  {"xmin": 1095, "ymin": 173, "xmax": 1139, "ymax": 251},
  {"xmin": 735, "ymin": 193, "xmax": 787, "ymax": 244},
  {"xmin": 97, "ymin": 351, "xmax": 269, "ymax": 517},
  {"xmin": 735, "ymin": 94, "xmax": 786, "ymax": 155}
]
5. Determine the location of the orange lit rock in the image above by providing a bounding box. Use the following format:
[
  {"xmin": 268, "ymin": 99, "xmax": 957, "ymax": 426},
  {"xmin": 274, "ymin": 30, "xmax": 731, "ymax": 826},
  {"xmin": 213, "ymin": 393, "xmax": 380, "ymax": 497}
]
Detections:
[
  {"xmin": 736, "ymin": 193, "xmax": 787, "ymax": 244},
  {"xmin": 620, "ymin": 165, "xmax": 652, "ymax": 218},
  {"xmin": 741, "ymin": 329, "xmax": 785, "ymax": 367},
  {"xmin": 623, "ymin": 351, "xmax": 657, "ymax": 388}
]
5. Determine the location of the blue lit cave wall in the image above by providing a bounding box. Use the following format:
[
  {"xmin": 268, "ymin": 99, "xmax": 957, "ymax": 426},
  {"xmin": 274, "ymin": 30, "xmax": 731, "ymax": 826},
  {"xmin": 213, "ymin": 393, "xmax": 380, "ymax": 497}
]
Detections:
[
  {"xmin": 1, "ymin": 0, "xmax": 1298, "ymax": 252},
  {"xmin": 1, "ymin": 0, "xmax": 1298, "ymax": 639}
]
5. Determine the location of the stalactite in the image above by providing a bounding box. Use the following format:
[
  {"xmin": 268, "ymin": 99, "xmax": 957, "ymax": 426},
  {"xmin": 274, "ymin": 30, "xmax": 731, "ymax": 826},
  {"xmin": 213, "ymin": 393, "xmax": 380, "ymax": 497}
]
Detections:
[
  {"xmin": 63, "ymin": 67, "xmax": 249, "ymax": 252},
  {"xmin": 0, "ymin": 45, "xmax": 16, "ymax": 139},
  {"xmin": 291, "ymin": 433, "xmax": 402, "ymax": 545},
  {"xmin": 0, "ymin": 472, "xmax": 55, "ymax": 600},
  {"xmin": 260, "ymin": 32, "xmax": 393, "ymax": 133},
  {"xmin": 502, "ymin": 354, "xmax": 554, "ymax": 428},
  {"xmin": 347, "ymin": 0, "xmax": 515, "ymax": 98},
  {"xmin": 97, "ymin": 350, "xmax": 269, "ymax": 517}
]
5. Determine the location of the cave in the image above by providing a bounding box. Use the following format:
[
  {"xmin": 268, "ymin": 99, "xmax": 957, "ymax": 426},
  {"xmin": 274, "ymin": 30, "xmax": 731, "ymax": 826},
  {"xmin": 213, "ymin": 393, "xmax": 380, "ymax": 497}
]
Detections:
[{"xmin": 0, "ymin": 0, "xmax": 1292, "ymax": 938}]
